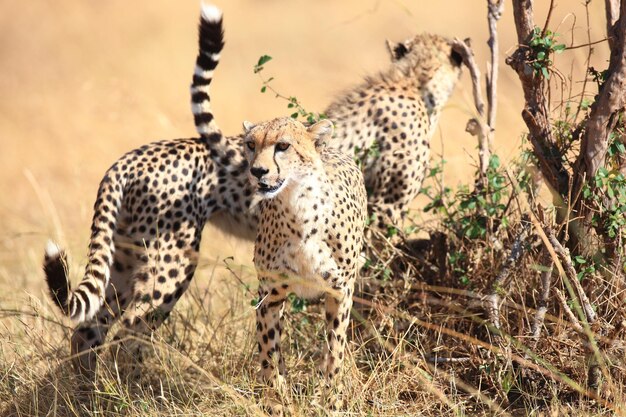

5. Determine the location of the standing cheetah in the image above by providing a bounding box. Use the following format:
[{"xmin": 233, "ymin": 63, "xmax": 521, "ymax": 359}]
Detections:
[
  {"xmin": 242, "ymin": 117, "xmax": 366, "ymax": 408},
  {"xmin": 326, "ymin": 35, "xmax": 463, "ymax": 231},
  {"xmin": 43, "ymin": 4, "xmax": 243, "ymax": 376}
]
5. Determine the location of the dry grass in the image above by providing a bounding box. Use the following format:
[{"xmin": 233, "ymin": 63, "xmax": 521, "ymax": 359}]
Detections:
[
  {"xmin": 1, "ymin": 1, "xmax": 624, "ymax": 416},
  {"xmin": 3, "ymin": 236, "xmax": 625, "ymax": 416}
]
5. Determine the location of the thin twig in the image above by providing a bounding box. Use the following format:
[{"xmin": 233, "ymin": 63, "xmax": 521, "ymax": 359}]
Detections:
[
  {"xmin": 487, "ymin": 218, "xmax": 531, "ymax": 334},
  {"xmin": 605, "ymin": 0, "xmax": 621, "ymax": 51},
  {"xmin": 547, "ymin": 231, "xmax": 597, "ymax": 324},
  {"xmin": 554, "ymin": 288, "xmax": 585, "ymax": 333},
  {"xmin": 529, "ymin": 253, "xmax": 554, "ymax": 341},
  {"xmin": 541, "ymin": 0, "xmax": 556, "ymax": 38},
  {"xmin": 566, "ymin": 38, "xmax": 609, "ymax": 50},
  {"xmin": 486, "ymin": 0, "xmax": 504, "ymax": 146},
  {"xmin": 452, "ymin": 38, "xmax": 490, "ymax": 180}
]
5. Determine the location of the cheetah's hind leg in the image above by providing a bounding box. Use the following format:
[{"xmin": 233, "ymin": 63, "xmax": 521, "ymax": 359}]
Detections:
[{"xmin": 109, "ymin": 236, "xmax": 201, "ymax": 380}]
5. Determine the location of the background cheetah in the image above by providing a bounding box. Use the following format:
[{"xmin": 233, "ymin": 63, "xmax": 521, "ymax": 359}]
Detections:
[
  {"xmin": 327, "ymin": 34, "xmax": 463, "ymax": 231},
  {"xmin": 243, "ymin": 117, "xmax": 366, "ymax": 408}
]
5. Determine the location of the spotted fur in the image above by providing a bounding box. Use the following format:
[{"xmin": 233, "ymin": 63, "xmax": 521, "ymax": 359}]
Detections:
[{"xmin": 327, "ymin": 33, "xmax": 463, "ymax": 230}]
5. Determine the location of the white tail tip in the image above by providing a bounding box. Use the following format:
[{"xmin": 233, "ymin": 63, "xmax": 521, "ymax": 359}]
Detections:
[
  {"xmin": 201, "ymin": 3, "xmax": 222, "ymax": 23},
  {"xmin": 45, "ymin": 240, "xmax": 60, "ymax": 258}
]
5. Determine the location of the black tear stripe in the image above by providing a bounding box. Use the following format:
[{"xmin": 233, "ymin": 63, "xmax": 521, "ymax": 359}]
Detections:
[{"xmin": 273, "ymin": 151, "xmax": 281, "ymax": 175}]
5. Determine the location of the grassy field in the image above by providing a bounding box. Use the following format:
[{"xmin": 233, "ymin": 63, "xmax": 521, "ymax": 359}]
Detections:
[{"xmin": 0, "ymin": 1, "xmax": 622, "ymax": 415}]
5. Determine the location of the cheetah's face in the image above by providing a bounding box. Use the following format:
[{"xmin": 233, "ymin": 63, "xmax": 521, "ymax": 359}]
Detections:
[
  {"xmin": 386, "ymin": 33, "xmax": 463, "ymax": 112},
  {"xmin": 242, "ymin": 117, "xmax": 333, "ymax": 199}
]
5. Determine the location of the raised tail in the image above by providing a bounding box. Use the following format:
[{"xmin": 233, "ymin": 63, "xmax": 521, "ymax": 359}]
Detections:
[
  {"xmin": 43, "ymin": 170, "xmax": 124, "ymax": 323},
  {"xmin": 190, "ymin": 4, "xmax": 224, "ymax": 138}
]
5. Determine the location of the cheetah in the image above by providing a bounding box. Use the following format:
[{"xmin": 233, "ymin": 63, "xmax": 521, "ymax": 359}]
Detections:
[
  {"xmin": 327, "ymin": 35, "xmax": 463, "ymax": 231},
  {"xmin": 42, "ymin": 4, "xmax": 244, "ymax": 376},
  {"xmin": 242, "ymin": 117, "xmax": 366, "ymax": 408}
]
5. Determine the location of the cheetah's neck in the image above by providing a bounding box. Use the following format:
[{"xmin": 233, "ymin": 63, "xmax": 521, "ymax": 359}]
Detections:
[{"xmin": 274, "ymin": 164, "xmax": 333, "ymax": 226}]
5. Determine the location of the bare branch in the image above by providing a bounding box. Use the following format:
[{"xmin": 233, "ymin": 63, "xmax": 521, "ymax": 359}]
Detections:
[
  {"xmin": 486, "ymin": 218, "xmax": 531, "ymax": 334},
  {"xmin": 577, "ymin": 0, "xmax": 626, "ymax": 180},
  {"xmin": 455, "ymin": 1, "xmax": 503, "ymax": 181},
  {"xmin": 452, "ymin": 38, "xmax": 491, "ymax": 178},
  {"xmin": 606, "ymin": 0, "xmax": 620, "ymax": 50},
  {"xmin": 546, "ymin": 231, "xmax": 597, "ymax": 324},
  {"xmin": 508, "ymin": 0, "xmax": 570, "ymax": 195},
  {"xmin": 529, "ymin": 251, "xmax": 554, "ymax": 341},
  {"xmin": 486, "ymin": 0, "xmax": 504, "ymax": 145},
  {"xmin": 541, "ymin": 0, "xmax": 556, "ymax": 38},
  {"xmin": 453, "ymin": 39, "xmax": 486, "ymax": 117},
  {"xmin": 511, "ymin": 0, "xmax": 536, "ymax": 43},
  {"xmin": 554, "ymin": 288, "xmax": 585, "ymax": 333}
]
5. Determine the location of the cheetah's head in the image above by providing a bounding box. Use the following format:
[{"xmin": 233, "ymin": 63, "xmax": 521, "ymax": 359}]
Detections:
[
  {"xmin": 386, "ymin": 33, "xmax": 463, "ymax": 114},
  {"xmin": 242, "ymin": 117, "xmax": 334, "ymax": 199}
]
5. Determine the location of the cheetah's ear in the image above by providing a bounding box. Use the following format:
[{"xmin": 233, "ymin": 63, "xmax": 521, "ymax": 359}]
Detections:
[
  {"xmin": 307, "ymin": 119, "xmax": 334, "ymax": 148},
  {"xmin": 242, "ymin": 121, "xmax": 255, "ymax": 133},
  {"xmin": 386, "ymin": 39, "xmax": 409, "ymax": 61}
]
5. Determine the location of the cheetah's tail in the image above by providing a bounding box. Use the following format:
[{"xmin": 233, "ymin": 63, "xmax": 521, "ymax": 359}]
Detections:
[
  {"xmin": 43, "ymin": 172, "xmax": 124, "ymax": 323},
  {"xmin": 44, "ymin": 241, "xmax": 71, "ymax": 316},
  {"xmin": 190, "ymin": 3, "xmax": 224, "ymax": 139}
]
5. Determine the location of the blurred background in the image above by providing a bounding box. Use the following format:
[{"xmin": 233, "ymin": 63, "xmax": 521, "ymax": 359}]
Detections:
[{"xmin": 0, "ymin": 0, "xmax": 610, "ymax": 301}]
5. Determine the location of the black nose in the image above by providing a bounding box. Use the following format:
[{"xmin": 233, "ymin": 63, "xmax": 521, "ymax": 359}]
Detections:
[{"xmin": 250, "ymin": 167, "xmax": 269, "ymax": 179}]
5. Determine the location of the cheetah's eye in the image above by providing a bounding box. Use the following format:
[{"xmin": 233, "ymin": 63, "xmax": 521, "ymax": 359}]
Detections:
[
  {"xmin": 275, "ymin": 142, "xmax": 290, "ymax": 152},
  {"xmin": 246, "ymin": 141, "xmax": 256, "ymax": 151}
]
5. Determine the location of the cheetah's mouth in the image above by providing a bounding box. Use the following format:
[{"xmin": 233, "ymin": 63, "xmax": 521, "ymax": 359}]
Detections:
[{"xmin": 257, "ymin": 179, "xmax": 285, "ymax": 197}]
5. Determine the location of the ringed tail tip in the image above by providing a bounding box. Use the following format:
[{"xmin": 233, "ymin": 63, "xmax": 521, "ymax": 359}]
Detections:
[
  {"xmin": 200, "ymin": 3, "xmax": 222, "ymax": 23},
  {"xmin": 45, "ymin": 240, "xmax": 60, "ymax": 259}
]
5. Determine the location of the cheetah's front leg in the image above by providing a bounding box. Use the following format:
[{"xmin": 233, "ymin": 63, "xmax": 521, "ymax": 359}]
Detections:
[
  {"xmin": 256, "ymin": 283, "xmax": 290, "ymax": 415},
  {"xmin": 322, "ymin": 282, "xmax": 354, "ymax": 407},
  {"xmin": 256, "ymin": 283, "xmax": 287, "ymax": 391}
]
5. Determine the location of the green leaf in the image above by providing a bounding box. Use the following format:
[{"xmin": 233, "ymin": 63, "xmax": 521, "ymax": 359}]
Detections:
[
  {"xmin": 541, "ymin": 66, "xmax": 550, "ymax": 79},
  {"xmin": 260, "ymin": 86, "xmax": 266, "ymax": 93},
  {"xmin": 290, "ymin": 112, "xmax": 299, "ymax": 119},
  {"xmin": 553, "ymin": 44, "xmax": 566, "ymax": 53},
  {"xmin": 382, "ymin": 268, "xmax": 392, "ymax": 281},
  {"xmin": 257, "ymin": 55, "xmax": 273, "ymax": 66},
  {"xmin": 537, "ymin": 51, "xmax": 545, "ymax": 61},
  {"xmin": 488, "ymin": 154, "xmax": 501, "ymax": 169}
]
